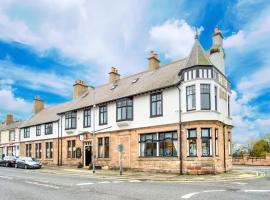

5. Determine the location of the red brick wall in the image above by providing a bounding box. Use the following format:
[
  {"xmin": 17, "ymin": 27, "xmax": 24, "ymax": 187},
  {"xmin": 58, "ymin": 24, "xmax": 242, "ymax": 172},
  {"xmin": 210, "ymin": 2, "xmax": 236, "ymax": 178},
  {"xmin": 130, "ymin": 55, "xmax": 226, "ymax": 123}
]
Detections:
[{"xmin": 233, "ymin": 154, "xmax": 270, "ymax": 166}]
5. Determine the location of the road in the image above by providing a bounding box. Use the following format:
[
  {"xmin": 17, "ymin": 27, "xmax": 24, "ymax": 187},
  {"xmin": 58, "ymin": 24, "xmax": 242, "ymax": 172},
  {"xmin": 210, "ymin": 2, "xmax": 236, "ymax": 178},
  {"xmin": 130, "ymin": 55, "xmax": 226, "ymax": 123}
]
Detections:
[{"xmin": 0, "ymin": 166, "xmax": 270, "ymax": 200}]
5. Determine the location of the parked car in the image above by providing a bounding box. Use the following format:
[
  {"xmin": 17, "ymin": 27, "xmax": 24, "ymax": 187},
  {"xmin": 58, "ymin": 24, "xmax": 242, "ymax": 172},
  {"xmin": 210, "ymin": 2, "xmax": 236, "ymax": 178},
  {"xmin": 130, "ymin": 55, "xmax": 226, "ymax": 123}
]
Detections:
[
  {"xmin": 15, "ymin": 157, "xmax": 42, "ymax": 169},
  {"xmin": 0, "ymin": 156, "xmax": 17, "ymax": 167}
]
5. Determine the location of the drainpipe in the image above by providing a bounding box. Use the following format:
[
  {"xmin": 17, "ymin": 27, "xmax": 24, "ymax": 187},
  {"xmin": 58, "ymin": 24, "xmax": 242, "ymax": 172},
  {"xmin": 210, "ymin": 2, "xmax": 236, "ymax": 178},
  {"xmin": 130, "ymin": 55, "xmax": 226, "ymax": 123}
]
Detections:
[
  {"xmin": 177, "ymin": 83, "xmax": 183, "ymax": 175},
  {"xmin": 223, "ymin": 124, "xmax": 226, "ymax": 173},
  {"xmin": 60, "ymin": 115, "xmax": 63, "ymax": 166},
  {"xmin": 57, "ymin": 119, "xmax": 60, "ymax": 166}
]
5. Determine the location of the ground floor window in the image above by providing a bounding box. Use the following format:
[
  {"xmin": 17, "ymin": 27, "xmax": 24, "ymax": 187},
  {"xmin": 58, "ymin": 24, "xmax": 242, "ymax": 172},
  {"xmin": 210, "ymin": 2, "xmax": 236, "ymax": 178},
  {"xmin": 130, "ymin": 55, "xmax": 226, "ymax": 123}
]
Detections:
[
  {"xmin": 215, "ymin": 129, "xmax": 219, "ymax": 156},
  {"xmin": 0, "ymin": 147, "xmax": 3, "ymax": 158},
  {"xmin": 98, "ymin": 137, "xmax": 109, "ymax": 158},
  {"xmin": 67, "ymin": 140, "xmax": 76, "ymax": 158},
  {"xmin": 26, "ymin": 144, "xmax": 32, "ymax": 157},
  {"xmin": 187, "ymin": 129, "xmax": 197, "ymax": 157},
  {"xmin": 139, "ymin": 131, "xmax": 178, "ymax": 157},
  {"xmin": 35, "ymin": 143, "xmax": 42, "ymax": 159},
  {"xmin": 201, "ymin": 128, "xmax": 211, "ymax": 157},
  {"xmin": 228, "ymin": 131, "xmax": 232, "ymax": 156},
  {"xmin": 46, "ymin": 142, "xmax": 53, "ymax": 159},
  {"xmin": 7, "ymin": 146, "xmax": 14, "ymax": 156}
]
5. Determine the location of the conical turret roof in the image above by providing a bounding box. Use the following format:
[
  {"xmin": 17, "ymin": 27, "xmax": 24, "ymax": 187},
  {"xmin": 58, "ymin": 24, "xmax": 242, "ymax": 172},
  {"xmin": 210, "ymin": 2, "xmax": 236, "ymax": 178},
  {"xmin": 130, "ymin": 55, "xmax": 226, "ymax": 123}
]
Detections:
[{"xmin": 184, "ymin": 38, "xmax": 212, "ymax": 68}]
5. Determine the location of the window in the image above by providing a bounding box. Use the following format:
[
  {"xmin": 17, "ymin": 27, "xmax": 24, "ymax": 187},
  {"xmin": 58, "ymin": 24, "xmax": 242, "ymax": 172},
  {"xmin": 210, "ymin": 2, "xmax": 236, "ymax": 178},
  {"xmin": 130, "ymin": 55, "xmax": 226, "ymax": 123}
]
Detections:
[
  {"xmin": 65, "ymin": 111, "xmax": 77, "ymax": 129},
  {"xmin": 159, "ymin": 132, "xmax": 178, "ymax": 156},
  {"xmin": 201, "ymin": 128, "xmax": 211, "ymax": 157},
  {"xmin": 200, "ymin": 84, "xmax": 211, "ymax": 110},
  {"xmin": 150, "ymin": 92, "xmax": 163, "ymax": 117},
  {"xmin": 7, "ymin": 147, "xmax": 14, "ymax": 156},
  {"xmin": 99, "ymin": 105, "xmax": 108, "ymax": 125},
  {"xmin": 46, "ymin": 142, "xmax": 53, "ymax": 159},
  {"xmin": 24, "ymin": 127, "xmax": 30, "ymax": 138},
  {"xmin": 187, "ymin": 129, "xmax": 197, "ymax": 157},
  {"xmin": 228, "ymin": 95, "xmax": 231, "ymax": 117},
  {"xmin": 214, "ymin": 86, "xmax": 218, "ymax": 111},
  {"xmin": 26, "ymin": 144, "xmax": 32, "ymax": 157},
  {"xmin": 36, "ymin": 125, "xmax": 41, "ymax": 136},
  {"xmin": 9, "ymin": 131, "xmax": 15, "ymax": 141},
  {"xmin": 215, "ymin": 129, "xmax": 219, "ymax": 156},
  {"xmin": 84, "ymin": 109, "xmax": 91, "ymax": 128},
  {"xmin": 45, "ymin": 123, "xmax": 53, "ymax": 135},
  {"xmin": 228, "ymin": 132, "xmax": 232, "ymax": 156},
  {"xmin": 104, "ymin": 137, "xmax": 109, "ymax": 158},
  {"xmin": 97, "ymin": 137, "xmax": 110, "ymax": 158},
  {"xmin": 116, "ymin": 97, "xmax": 133, "ymax": 121},
  {"xmin": 35, "ymin": 143, "xmax": 42, "ymax": 159},
  {"xmin": 139, "ymin": 133, "xmax": 157, "ymax": 157},
  {"xmin": 67, "ymin": 140, "xmax": 76, "ymax": 158},
  {"xmin": 186, "ymin": 85, "xmax": 196, "ymax": 111},
  {"xmin": 98, "ymin": 138, "xmax": 103, "ymax": 158}
]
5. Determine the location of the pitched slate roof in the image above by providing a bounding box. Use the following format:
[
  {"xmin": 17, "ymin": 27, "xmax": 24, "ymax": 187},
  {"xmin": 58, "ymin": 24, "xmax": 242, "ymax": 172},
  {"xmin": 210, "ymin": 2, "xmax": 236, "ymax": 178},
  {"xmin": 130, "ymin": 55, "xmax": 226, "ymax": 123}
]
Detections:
[
  {"xmin": 20, "ymin": 58, "xmax": 187, "ymax": 127},
  {"xmin": 184, "ymin": 39, "xmax": 212, "ymax": 68},
  {"xmin": 0, "ymin": 121, "xmax": 22, "ymax": 131}
]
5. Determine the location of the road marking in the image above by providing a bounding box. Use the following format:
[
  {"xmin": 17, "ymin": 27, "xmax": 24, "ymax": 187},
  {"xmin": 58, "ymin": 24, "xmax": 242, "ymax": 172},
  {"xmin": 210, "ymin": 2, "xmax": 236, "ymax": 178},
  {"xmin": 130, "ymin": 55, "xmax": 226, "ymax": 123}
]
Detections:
[
  {"xmin": 76, "ymin": 182, "xmax": 94, "ymax": 186},
  {"xmin": 233, "ymin": 182, "xmax": 247, "ymax": 185},
  {"xmin": 98, "ymin": 181, "xmax": 111, "ymax": 184},
  {"xmin": 181, "ymin": 190, "xmax": 226, "ymax": 199},
  {"xmin": 25, "ymin": 181, "xmax": 59, "ymax": 189},
  {"xmin": 243, "ymin": 190, "xmax": 270, "ymax": 193},
  {"xmin": 0, "ymin": 175, "xmax": 13, "ymax": 180},
  {"xmin": 129, "ymin": 180, "xmax": 141, "ymax": 182}
]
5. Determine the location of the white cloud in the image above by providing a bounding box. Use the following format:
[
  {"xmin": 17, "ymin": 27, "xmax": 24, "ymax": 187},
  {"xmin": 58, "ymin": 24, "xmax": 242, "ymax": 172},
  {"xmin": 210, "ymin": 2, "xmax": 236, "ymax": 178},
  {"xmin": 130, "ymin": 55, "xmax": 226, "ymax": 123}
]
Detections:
[
  {"xmin": 0, "ymin": 60, "xmax": 73, "ymax": 97},
  {"xmin": 0, "ymin": 89, "xmax": 32, "ymax": 121},
  {"xmin": 0, "ymin": 0, "xmax": 150, "ymax": 76},
  {"xmin": 148, "ymin": 19, "xmax": 203, "ymax": 60},
  {"xmin": 223, "ymin": 31, "xmax": 246, "ymax": 48}
]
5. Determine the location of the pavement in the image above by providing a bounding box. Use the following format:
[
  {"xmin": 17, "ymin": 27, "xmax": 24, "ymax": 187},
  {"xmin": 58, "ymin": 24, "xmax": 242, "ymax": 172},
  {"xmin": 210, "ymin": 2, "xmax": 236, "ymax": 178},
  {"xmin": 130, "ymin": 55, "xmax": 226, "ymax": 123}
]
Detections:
[{"xmin": 0, "ymin": 165, "xmax": 270, "ymax": 200}]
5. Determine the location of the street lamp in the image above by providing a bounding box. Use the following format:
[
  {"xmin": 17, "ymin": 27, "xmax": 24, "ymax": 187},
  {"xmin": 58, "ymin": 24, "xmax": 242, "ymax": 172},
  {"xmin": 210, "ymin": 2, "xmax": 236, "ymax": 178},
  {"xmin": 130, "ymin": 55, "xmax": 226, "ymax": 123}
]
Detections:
[{"xmin": 89, "ymin": 85, "xmax": 96, "ymax": 174}]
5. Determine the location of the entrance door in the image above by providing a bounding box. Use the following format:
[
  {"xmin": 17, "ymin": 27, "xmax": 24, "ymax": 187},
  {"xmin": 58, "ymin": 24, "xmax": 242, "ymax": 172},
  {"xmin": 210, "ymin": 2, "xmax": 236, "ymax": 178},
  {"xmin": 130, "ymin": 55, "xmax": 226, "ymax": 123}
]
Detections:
[{"xmin": 85, "ymin": 146, "xmax": 92, "ymax": 166}]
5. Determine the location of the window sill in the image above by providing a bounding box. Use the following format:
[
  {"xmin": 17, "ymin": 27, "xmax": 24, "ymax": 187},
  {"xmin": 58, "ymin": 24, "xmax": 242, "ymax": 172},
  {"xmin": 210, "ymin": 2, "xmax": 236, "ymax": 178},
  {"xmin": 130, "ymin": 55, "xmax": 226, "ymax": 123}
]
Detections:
[
  {"xmin": 97, "ymin": 158, "xmax": 110, "ymax": 161},
  {"xmin": 44, "ymin": 158, "xmax": 53, "ymax": 161},
  {"xmin": 65, "ymin": 128, "xmax": 77, "ymax": 130},
  {"xmin": 138, "ymin": 156, "xmax": 178, "ymax": 161},
  {"xmin": 150, "ymin": 115, "xmax": 163, "ymax": 118},
  {"xmin": 99, "ymin": 123, "xmax": 108, "ymax": 126}
]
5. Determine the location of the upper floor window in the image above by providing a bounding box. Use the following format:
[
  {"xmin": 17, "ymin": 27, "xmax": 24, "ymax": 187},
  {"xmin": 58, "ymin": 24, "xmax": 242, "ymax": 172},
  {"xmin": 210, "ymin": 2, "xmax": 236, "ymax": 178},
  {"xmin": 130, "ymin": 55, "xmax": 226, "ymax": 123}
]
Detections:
[
  {"xmin": 83, "ymin": 109, "xmax": 91, "ymax": 128},
  {"xmin": 24, "ymin": 127, "xmax": 30, "ymax": 138},
  {"xmin": 200, "ymin": 84, "xmax": 211, "ymax": 110},
  {"xmin": 187, "ymin": 129, "xmax": 197, "ymax": 157},
  {"xmin": 186, "ymin": 85, "xmax": 196, "ymax": 111},
  {"xmin": 45, "ymin": 123, "xmax": 53, "ymax": 135},
  {"xmin": 214, "ymin": 86, "xmax": 218, "ymax": 111},
  {"xmin": 36, "ymin": 125, "xmax": 41, "ymax": 136},
  {"xmin": 9, "ymin": 130, "xmax": 15, "ymax": 141},
  {"xmin": 65, "ymin": 111, "xmax": 77, "ymax": 129},
  {"xmin": 201, "ymin": 128, "xmax": 211, "ymax": 157},
  {"xmin": 99, "ymin": 105, "xmax": 108, "ymax": 125},
  {"xmin": 150, "ymin": 92, "xmax": 163, "ymax": 117},
  {"xmin": 116, "ymin": 97, "xmax": 133, "ymax": 121},
  {"xmin": 228, "ymin": 95, "xmax": 231, "ymax": 117}
]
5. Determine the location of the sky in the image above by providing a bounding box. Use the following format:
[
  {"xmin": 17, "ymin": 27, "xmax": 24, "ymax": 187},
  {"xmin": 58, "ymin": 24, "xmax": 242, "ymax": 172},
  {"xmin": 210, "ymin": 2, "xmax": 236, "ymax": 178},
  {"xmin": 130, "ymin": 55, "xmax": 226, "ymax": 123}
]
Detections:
[{"xmin": 0, "ymin": 0, "xmax": 270, "ymax": 144}]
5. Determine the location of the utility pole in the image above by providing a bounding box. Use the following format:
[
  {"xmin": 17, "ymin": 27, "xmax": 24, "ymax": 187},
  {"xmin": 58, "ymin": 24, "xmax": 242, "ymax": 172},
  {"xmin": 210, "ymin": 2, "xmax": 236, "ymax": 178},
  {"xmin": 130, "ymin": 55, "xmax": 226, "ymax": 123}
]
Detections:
[{"xmin": 90, "ymin": 86, "xmax": 96, "ymax": 174}]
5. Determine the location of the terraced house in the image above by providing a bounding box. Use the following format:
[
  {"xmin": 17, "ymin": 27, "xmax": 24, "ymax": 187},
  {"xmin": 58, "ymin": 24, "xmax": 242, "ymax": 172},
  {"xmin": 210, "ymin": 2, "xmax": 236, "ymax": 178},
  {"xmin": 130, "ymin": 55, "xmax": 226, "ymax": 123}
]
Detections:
[
  {"xmin": 0, "ymin": 114, "xmax": 22, "ymax": 158},
  {"xmin": 19, "ymin": 27, "xmax": 232, "ymax": 174}
]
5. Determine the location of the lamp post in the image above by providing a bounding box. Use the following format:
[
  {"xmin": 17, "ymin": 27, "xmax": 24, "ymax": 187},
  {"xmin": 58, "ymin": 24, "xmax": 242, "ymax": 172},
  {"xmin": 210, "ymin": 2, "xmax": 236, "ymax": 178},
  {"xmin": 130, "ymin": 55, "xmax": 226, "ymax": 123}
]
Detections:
[{"xmin": 89, "ymin": 85, "xmax": 96, "ymax": 174}]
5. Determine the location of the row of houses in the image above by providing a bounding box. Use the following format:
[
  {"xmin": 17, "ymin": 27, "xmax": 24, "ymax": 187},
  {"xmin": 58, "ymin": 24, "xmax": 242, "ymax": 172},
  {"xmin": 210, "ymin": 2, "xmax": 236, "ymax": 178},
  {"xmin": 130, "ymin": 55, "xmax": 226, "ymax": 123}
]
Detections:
[{"xmin": 0, "ymin": 27, "xmax": 233, "ymax": 174}]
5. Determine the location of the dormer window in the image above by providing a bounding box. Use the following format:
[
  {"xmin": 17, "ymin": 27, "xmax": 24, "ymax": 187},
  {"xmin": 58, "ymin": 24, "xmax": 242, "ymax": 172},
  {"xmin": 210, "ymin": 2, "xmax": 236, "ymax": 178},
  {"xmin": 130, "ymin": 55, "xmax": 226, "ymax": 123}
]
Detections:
[
  {"xmin": 132, "ymin": 78, "xmax": 139, "ymax": 84},
  {"xmin": 111, "ymin": 84, "xmax": 118, "ymax": 90}
]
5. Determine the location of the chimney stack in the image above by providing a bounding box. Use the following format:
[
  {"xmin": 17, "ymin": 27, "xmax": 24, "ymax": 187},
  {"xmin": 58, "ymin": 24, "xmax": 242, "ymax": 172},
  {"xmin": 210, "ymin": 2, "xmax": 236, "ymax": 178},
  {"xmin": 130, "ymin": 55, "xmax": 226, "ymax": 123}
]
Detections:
[
  {"xmin": 148, "ymin": 51, "xmax": 160, "ymax": 71},
  {"xmin": 109, "ymin": 67, "xmax": 120, "ymax": 83},
  {"xmin": 34, "ymin": 96, "xmax": 45, "ymax": 114},
  {"xmin": 5, "ymin": 113, "xmax": 13, "ymax": 125},
  {"xmin": 73, "ymin": 80, "xmax": 88, "ymax": 99}
]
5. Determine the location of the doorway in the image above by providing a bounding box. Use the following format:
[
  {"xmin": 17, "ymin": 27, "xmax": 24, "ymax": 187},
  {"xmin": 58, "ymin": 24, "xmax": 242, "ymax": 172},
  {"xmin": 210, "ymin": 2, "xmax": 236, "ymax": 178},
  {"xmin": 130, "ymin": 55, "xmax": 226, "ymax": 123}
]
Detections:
[{"xmin": 85, "ymin": 145, "xmax": 92, "ymax": 166}]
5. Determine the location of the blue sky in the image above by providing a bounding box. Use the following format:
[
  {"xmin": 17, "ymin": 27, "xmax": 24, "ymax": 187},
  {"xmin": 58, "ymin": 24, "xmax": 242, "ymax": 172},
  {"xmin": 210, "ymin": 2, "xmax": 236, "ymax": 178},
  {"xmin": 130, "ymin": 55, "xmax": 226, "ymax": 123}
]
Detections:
[{"xmin": 0, "ymin": 0, "xmax": 270, "ymax": 144}]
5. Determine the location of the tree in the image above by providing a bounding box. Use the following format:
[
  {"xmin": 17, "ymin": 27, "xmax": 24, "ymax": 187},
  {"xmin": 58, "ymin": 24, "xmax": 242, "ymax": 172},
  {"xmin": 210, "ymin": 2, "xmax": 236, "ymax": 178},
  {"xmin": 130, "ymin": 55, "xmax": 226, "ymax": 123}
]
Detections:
[{"xmin": 250, "ymin": 139, "xmax": 270, "ymax": 157}]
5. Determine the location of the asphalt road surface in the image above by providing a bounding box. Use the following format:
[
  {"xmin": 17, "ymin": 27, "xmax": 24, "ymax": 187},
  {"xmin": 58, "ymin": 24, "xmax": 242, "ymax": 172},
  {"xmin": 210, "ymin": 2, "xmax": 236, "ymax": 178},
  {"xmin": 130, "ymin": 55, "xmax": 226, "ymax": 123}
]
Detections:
[{"xmin": 0, "ymin": 166, "xmax": 270, "ymax": 200}]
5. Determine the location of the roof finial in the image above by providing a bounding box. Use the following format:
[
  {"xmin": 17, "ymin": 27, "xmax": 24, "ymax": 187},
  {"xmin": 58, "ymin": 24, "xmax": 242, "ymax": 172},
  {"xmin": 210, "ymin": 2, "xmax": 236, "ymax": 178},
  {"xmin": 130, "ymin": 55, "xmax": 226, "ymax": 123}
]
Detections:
[{"xmin": 195, "ymin": 28, "xmax": 199, "ymax": 40}]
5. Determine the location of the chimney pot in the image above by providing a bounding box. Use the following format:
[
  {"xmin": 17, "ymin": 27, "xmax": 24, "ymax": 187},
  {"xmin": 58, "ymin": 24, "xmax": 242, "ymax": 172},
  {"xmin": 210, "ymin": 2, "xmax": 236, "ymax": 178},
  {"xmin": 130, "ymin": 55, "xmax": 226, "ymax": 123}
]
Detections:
[
  {"xmin": 34, "ymin": 97, "xmax": 44, "ymax": 114},
  {"xmin": 73, "ymin": 80, "xmax": 88, "ymax": 99},
  {"xmin": 5, "ymin": 113, "xmax": 13, "ymax": 125},
  {"xmin": 109, "ymin": 67, "xmax": 120, "ymax": 83},
  {"xmin": 148, "ymin": 51, "xmax": 160, "ymax": 71}
]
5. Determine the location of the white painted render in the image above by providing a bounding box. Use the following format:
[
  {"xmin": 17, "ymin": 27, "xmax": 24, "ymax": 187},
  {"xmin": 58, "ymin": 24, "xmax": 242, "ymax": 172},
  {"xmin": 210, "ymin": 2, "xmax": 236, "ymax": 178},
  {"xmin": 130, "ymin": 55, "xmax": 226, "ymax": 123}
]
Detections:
[{"xmin": 0, "ymin": 128, "xmax": 20, "ymax": 156}]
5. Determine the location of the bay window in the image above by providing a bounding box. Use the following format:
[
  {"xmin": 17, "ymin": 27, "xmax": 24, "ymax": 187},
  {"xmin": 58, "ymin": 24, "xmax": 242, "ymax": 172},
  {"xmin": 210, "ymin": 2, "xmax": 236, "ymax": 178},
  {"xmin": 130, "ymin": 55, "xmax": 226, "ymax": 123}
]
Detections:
[
  {"xmin": 201, "ymin": 128, "xmax": 211, "ymax": 157},
  {"xmin": 186, "ymin": 85, "xmax": 196, "ymax": 111},
  {"xmin": 187, "ymin": 129, "xmax": 197, "ymax": 157},
  {"xmin": 200, "ymin": 84, "xmax": 211, "ymax": 110}
]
